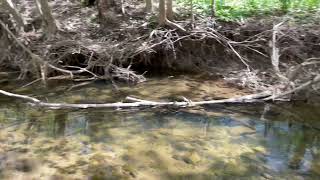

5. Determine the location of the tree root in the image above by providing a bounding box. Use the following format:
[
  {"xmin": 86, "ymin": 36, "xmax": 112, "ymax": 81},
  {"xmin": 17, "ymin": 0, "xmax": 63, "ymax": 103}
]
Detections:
[{"xmin": 164, "ymin": 19, "xmax": 187, "ymax": 33}]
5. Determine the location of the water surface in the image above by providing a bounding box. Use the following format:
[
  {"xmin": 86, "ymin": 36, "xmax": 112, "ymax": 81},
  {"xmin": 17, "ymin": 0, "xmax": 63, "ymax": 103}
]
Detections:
[{"xmin": 0, "ymin": 76, "xmax": 319, "ymax": 179}]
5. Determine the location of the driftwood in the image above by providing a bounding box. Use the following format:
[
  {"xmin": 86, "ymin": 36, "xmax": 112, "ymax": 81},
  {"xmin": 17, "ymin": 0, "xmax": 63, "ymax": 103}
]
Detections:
[{"xmin": 0, "ymin": 89, "xmax": 273, "ymax": 109}]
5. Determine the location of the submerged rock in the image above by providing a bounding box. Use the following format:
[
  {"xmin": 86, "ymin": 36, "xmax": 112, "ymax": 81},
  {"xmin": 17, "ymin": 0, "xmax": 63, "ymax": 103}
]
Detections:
[
  {"xmin": 182, "ymin": 151, "xmax": 202, "ymax": 165},
  {"xmin": 87, "ymin": 153, "xmax": 129, "ymax": 179},
  {"xmin": 122, "ymin": 164, "xmax": 137, "ymax": 178},
  {"xmin": 223, "ymin": 159, "xmax": 249, "ymax": 176},
  {"xmin": 15, "ymin": 161, "xmax": 31, "ymax": 172},
  {"xmin": 228, "ymin": 126, "xmax": 256, "ymax": 137}
]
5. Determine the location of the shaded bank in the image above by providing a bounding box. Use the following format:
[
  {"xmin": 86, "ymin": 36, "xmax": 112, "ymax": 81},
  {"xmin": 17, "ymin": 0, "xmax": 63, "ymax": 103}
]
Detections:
[{"xmin": 0, "ymin": 0, "xmax": 319, "ymax": 101}]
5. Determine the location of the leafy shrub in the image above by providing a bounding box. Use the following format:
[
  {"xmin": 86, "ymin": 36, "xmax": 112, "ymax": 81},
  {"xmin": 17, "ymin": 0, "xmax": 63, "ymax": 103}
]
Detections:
[{"xmin": 176, "ymin": 0, "xmax": 320, "ymax": 21}]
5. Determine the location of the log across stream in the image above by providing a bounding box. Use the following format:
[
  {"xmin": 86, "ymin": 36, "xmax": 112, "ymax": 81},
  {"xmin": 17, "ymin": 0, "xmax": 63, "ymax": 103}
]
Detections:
[
  {"xmin": 0, "ymin": 77, "xmax": 283, "ymax": 110},
  {"xmin": 0, "ymin": 89, "xmax": 272, "ymax": 109}
]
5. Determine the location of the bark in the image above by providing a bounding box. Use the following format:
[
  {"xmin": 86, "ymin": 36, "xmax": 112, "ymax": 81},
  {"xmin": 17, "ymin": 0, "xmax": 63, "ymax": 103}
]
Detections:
[
  {"xmin": 145, "ymin": 0, "xmax": 152, "ymax": 13},
  {"xmin": 158, "ymin": 0, "xmax": 186, "ymax": 32},
  {"xmin": 0, "ymin": 89, "xmax": 273, "ymax": 109},
  {"xmin": 120, "ymin": 0, "xmax": 125, "ymax": 14},
  {"xmin": 158, "ymin": 0, "xmax": 166, "ymax": 25},
  {"xmin": 211, "ymin": 0, "xmax": 216, "ymax": 17},
  {"xmin": 2, "ymin": 0, "xmax": 25, "ymax": 31},
  {"xmin": 0, "ymin": 12, "xmax": 10, "ymax": 62},
  {"xmin": 190, "ymin": 0, "xmax": 194, "ymax": 27},
  {"xmin": 166, "ymin": 0, "xmax": 173, "ymax": 20},
  {"xmin": 271, "ymin": 22, "xmax": 289, "ymax": 82},
  {"xmin": 97, "ymin": 0, "xmax": 119, "ymax": 27},
  {"xmin": 34, "ymin": 0, "xmax": 58, "ymax": 36}
]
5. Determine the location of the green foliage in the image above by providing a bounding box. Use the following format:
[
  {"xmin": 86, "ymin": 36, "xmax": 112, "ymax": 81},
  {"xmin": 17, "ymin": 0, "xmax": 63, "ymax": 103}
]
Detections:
[{"xmin": 176, "ymin": 0, "xmax": 320, "ymax": 21}]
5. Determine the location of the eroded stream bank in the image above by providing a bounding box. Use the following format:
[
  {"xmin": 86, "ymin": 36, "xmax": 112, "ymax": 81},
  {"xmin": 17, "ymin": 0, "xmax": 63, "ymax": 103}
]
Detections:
[{"xmin": 0, "ymin": 76, "xmax": 320, "ymax": 180}]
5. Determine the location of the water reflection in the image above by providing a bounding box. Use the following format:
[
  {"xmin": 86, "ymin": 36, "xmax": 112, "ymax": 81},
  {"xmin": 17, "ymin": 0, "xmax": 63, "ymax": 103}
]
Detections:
[{"xmin": 53, "ymin": 111, "xmax": 67, "ymax": 136}]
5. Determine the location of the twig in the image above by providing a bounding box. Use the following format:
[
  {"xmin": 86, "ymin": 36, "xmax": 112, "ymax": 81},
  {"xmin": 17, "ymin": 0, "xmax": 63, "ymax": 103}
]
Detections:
[
  {"xmin": 67, "ymin": 81, "xmax": 95, "ymax": 91},
  {"xmin": 20, "ymin": 78, "xmax": 41, "ymax": 89}
]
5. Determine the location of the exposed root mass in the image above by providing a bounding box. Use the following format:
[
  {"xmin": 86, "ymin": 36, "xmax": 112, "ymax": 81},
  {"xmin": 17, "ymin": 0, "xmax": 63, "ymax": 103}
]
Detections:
[{"xmin": 0, "ymin": 0, "xmax": 319, "ymax": 101}]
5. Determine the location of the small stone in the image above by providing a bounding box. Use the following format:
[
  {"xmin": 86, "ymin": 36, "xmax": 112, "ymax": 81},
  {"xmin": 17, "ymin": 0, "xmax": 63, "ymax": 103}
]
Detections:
[
  {"xmin": 76, "ymin": 159, "xmax": 87, "ymax": 166},
  {"xmin": 261, "ymin": 173, "xmax": 273, "ymax": 179},
  {"xmin": 183, "ymin": 151, "xmax": 201, "ymax": 165},
  {"xmin": 122, "ymin": 164, "xmax": 137, "ymax": 178},
  {"xmin": 253, "ymin": 146, "xmax": 266, "ymax": 154},
  {"xmin": 15, "ymin": 158, "xmax": 35, "ymax": 172}
]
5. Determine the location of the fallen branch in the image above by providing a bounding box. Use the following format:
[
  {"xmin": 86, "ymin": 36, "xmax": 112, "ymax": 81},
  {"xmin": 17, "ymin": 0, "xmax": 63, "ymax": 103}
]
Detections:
[
  {"xmin": 0, "ymin": 89, "xmax": 272, "ymax": 109},
  {"xmin": 0, "ymin": 90, "xmax": 40, "ymax": 103},
  {"xmin": 270, "ymin": 21, "xmax": 289, "ymax": 82},
  {"xmin": 264, "ymin": 74, "xmax": 320, "ymax": 101}
]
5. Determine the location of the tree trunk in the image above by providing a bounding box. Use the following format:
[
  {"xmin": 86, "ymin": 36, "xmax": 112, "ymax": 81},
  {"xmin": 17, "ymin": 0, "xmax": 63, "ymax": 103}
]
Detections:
[
  {"xmin": 158, "ymin": 0, "xmax": 166, "ymax": 25},
  {"xmin": 211, "ymin": 0, "xmax": 216, "ymax": 17},
  {"xmin": 0, "ymin": 12, "xmax": 11, "ymax": 64},
  {"xmin": 97, "ymin": 0, "xmax": 120, "ymax": 27},
  {"xmin": 190, "ymin": 0, "xmax": 194, "ymax": 27},
  {"xmin": 166, "ymin": 0, "xmax": 173, "ymax": 20},
  {"xmin": 145, "ymin": 0, "xmax": 152, "ymax": 13},
  {"xmin": 2, "ymin": 0, "xmax": 25, "ymax": 31},
  {"xmin": 34, "ymin": 0, "xmax": 57, "ymax": 36},
  {"xmin": 158, "ymin": 0, "xmax": 186, "ymax": 32}
]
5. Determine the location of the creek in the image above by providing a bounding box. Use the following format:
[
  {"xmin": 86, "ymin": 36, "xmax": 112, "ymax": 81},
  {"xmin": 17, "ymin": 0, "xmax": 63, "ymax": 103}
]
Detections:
[{"xmin": 0, "ymin": 76, "xmax": 320, "ymax": 179}]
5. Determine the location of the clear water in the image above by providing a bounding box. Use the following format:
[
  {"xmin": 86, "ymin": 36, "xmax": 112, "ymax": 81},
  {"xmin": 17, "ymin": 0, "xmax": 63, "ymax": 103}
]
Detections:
[{"xmin": 0, "ymin": 76, "xmax": 320, "ymax": 179}]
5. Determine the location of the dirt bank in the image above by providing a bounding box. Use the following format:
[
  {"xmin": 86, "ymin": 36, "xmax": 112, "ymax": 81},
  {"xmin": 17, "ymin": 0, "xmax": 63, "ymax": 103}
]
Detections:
[{"xmin": 0, "ymin": 0, "xmax": 319, "ymax": 101}]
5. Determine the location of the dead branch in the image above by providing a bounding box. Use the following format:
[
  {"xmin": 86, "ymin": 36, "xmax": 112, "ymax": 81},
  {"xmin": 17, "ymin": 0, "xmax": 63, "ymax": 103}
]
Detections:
[
  {"xmin": 287, "ymin": 58, "xmax": 320, "ymax": 81},
  {"xmin": 0, "ymin": 20, "xmax": 114, "ymax": 83},
  {"xmin": 0, "ymin": 90, "xmax": 41, "ymax": 103},
  {"xmin": 109, "ymin": 64, "xmax": 146, "ymax": 83},
  {"xmin": 164, "ymin": 19, "xmax": 187, "ymax": 33},
  {"xmin": 0, "ymin": 89, "xmax": 273, "ymax": 109},
  {"xmin": 264, "ymin": 74, "xmax": 320, "ymax": 101},
  {"xmin": 2, "ymin": 0, "xmax": 25, "ymax": 31},
  {"xmin": 271, "ymin": 21, "xmax": 289, "ymax": 82}
]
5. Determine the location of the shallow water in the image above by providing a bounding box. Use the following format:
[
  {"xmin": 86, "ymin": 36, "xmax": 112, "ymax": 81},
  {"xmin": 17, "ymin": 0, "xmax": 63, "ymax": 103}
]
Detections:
[{"xmin": 0, "ymin": 76, "xmax": 320, "ymax": 179}]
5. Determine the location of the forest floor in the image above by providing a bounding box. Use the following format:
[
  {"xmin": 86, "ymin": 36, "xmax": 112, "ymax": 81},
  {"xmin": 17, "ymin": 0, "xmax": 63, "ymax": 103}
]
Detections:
[{"xmin": 0, "ymin": 0, "xmax": 319, "ymax": 102}]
